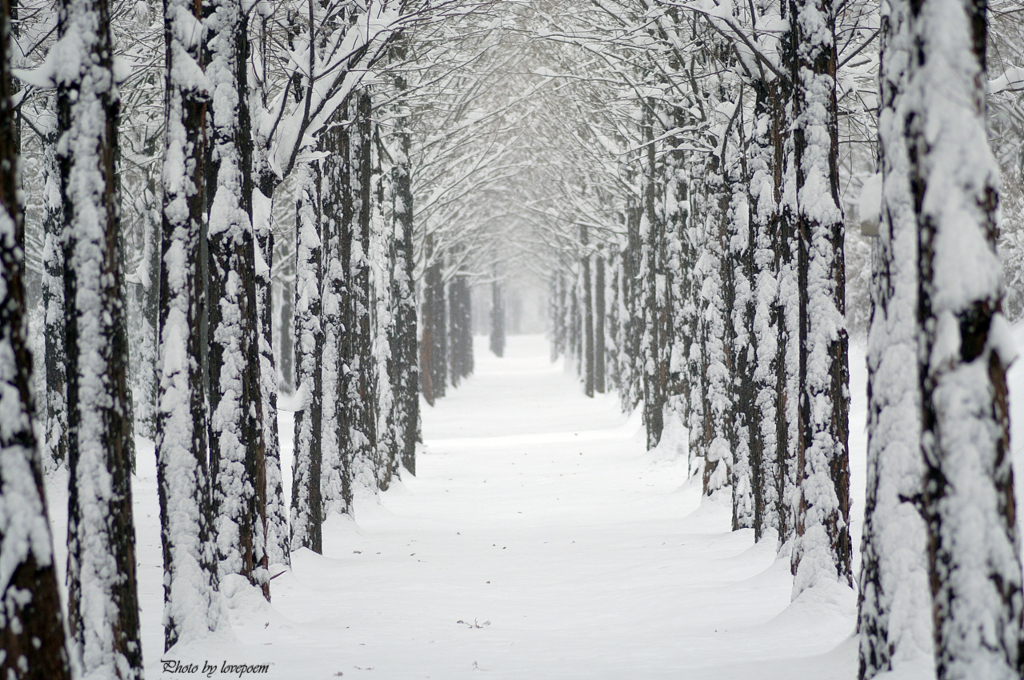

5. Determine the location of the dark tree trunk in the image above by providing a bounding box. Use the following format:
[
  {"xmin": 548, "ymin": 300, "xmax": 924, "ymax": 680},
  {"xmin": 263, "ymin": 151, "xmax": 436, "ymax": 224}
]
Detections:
[
  {"xmin": 449, "ymin": 274, "xmax": 473, "ymax": 386},
  {"xmin": 0, "ymin": 3, "xmax": 72, "ymax": 672},
  {"xmin": 420, "ymin": 233, "xmax": 438, "ymax": 405},
  {"xmin": 390, "ymin": 64, "xmax": 419, "ymax": 474},
  {"xmin": 352, "ymin": 91, "xmax": 378, "ymax": 477},
  {"xmin": 642, "ymin": 107, "xmax": 665, "ymax": 449}
]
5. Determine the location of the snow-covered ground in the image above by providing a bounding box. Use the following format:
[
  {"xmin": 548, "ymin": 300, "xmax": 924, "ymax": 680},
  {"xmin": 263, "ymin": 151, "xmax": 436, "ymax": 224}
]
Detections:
[{"xmin": 40, "ymin": 330, "xmax": 1024, "ymax": 679}]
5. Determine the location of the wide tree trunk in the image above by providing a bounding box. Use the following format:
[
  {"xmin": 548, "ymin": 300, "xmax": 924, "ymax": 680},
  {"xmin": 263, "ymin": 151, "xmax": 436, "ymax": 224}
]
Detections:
[
  {"xmin": 909, "ymin": 0, "xmax": 1024, "ymax": 675},
  {"xmin": 855, "ymin": 0, "xmax": 933, "ymax": 675},
  {"xmin": 57, "ymin": 0, "xmax": 144, "ymax": 672}
]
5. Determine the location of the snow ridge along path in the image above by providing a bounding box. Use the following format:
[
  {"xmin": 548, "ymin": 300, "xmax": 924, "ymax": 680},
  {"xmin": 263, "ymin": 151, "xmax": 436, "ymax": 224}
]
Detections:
[{"xmin": 53, "ymin": 334, "xmax": 862, "ymax": 680}]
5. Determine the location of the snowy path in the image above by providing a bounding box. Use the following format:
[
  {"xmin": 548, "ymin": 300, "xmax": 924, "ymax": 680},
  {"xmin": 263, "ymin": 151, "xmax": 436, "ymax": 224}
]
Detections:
[
  {"xmin": 48, "ymin": 334, "xmax": 868, "ymax": 680},
  {"xmin": 249, "ymin": 335, "xmax": 855, "ymax": 679}
]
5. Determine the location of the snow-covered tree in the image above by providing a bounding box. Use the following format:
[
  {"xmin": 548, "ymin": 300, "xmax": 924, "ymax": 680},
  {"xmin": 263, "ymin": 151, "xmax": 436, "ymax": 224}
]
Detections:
[
  {"xmin": 154, "ymin": 0, "xmax": 222, "ymax": 649},
  {"xmin": 56, "ymin": 0, "xmax": 144, "ymax": 673},
  {"xmin": 0, "ymin": 3, "xmax": 71, "ymax": 672},
  {"xmin": 909, "ymin": 0, "xmax": 1024, "ymax": 673},
  {"xmin": 855, "ymin": 0, "xmax": 932, "ymax": 673}
]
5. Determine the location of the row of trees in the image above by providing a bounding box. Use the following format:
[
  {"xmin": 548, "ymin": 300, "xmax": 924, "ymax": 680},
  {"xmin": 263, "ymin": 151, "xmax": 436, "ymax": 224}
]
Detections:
[
  {"xmin": 533, "ymin": 0, "xmax": 1023, "ymax": 679},
  {"xmin": 0, "ymin": 0, "xmax": 487, "ymax": 677}
]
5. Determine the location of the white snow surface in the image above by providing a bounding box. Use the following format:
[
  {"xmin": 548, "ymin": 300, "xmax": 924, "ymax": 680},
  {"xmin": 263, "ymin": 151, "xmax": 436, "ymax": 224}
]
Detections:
[{"xmin": 41, "ymin": 329, "xmax": 1024, "ymax": 678}]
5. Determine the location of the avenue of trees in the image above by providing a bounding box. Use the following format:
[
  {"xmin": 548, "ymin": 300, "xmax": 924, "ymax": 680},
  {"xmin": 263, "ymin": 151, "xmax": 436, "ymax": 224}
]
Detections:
[{"xmin": 0, "ymin": 0, "xmax": 1021, "ymax": 679}]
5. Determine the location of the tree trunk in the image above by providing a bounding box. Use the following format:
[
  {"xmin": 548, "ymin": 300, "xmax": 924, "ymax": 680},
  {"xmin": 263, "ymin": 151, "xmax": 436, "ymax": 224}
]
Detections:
[
  {"xmin": 490, "ymin": 280, "xmax": 505, "ymax": 357},
  {"xmin": 155, "ymin": 0, "xmax": 221, "ymax": 648},
  {"xmin": 41, "ymin": 96, "xmax": 66, "ymax": 473},
  {"xmin": 581, "ymin": 226, "xmax": 594, "ymax": 398},
  {"xmin": 205, "ymin": 0, "xmax": 269, "ymax": 599},
  {"xmin": 788, "ymin": 0, "xmax": 853, "ymax": 595},
  {"xmin": 0, "ymin": 4, "xmax": 72, "ymax": 672},
  {"xmin": 291, "ymin": 162, "xmax": 323, "ymax": 554},
  {"xmin": 856, "ymin": 0, "xmax": 932, "ymax": 674},
  {"xmin": 641, "ymin": 109, "xmax": 665, "ymax": 448},
  {"xmin": 910, "ymin": 0, "xmax": 1024, "ymax": 674},
  {"xmin": 594, "ymin": 250, "xmax": 606, "ymax": 394},
  {"xmin": 58, "ymin": 0, "xmax": 144, "ymax": 672},
  {"xmin": 391, "ymin": 75, "xmax": 419, "ymax": 474}
]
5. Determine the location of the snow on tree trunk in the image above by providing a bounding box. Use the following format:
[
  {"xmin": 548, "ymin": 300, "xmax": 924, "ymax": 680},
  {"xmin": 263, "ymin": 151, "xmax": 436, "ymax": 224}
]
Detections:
[
  {"xmin": 697, "ymin": 146, "xmax": 733, "ymax": 497},
  {"xmin": 620, "ymin": 199, "xmax": 643, "ymax": 414},
  {"xmin": 729, "ymin": 135, "xmax": 755, "ymax": 531},
  {"xmin": 641, "ymin": 111, "xmax": 665, "ymax": 449},
  {"xmin": 855, "ymin": 0, "xmax": 933, "ymax": 674},
  {"xmin": 749, "ymin": 78, "xmax": 784, "ymax": 543},
  {"xmin": 255, "ymin": 186, "xmax": 287, "ymax": 568},
  {"xmin": 909, "ymin": 0, "xmax": 1024, "ymax": 673},
  {"xmin": 347, "ymin": 91, "xmax": 379, "ymax": 493},
  {"xmin": 291, "ymin": 162, "xmax": 323, "ymax": 554},
  {"xmin": 321, "ymin": 121, "xmax": 348, "ymax": 515},
  {"xmin": 788, "ymin": 0, "xmax": 853, "ymax": 595},
  {"xmin": 204, "ymin": 0, "xmax": 269, "ymax": 599},
  {"xmin": 156, "ymin": 0, "xmax": 222, "ymax": 649},
  {"xmin": 389, "ymin": 42, "xmax": 419, "ymax": 477},
  {"xmin": 56, "ymin": 0, "xmax": 144, "ymax": 672},
  {"xmin": 41, "ymin": 96, "xmax": 66, "ymax": 473},
  {"xmin": 0, "ymin": 4, "xmax": 72, "ymax": 672}
]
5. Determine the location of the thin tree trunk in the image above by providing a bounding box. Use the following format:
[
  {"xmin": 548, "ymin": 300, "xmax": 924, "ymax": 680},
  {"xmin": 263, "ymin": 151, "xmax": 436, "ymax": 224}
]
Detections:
[
  {"xmin": 205, "ymin": 0, "xmax": 269, "ymax": 599},
  {"xmin": 291, "ymin": 162, "xmax": 323, "ymax": 554},
  {"xmin": 788, "ymin": 0, "xmax": 853, "ymax": 594},
  {"xmin": 490, "ymin": 280, "xmax": 505, "ymax": 357},
  {"xmin": 595, "ymin": 250, "xmax": 606, "ymax": 394},
  {"xmin": 41, "ymin": 96, "xmax": 66, "ymax": 473},
  {"xmin": 0, "ymin": 3, "xmax": 72, "ymax": 671},
  {"xmin": 581, "ymin": 226, "xmax": 594, "ymax": 398}
]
